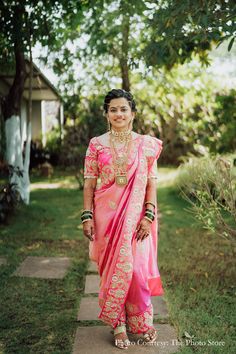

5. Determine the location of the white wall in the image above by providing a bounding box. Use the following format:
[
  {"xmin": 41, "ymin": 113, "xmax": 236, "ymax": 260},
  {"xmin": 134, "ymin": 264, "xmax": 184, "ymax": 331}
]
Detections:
[{"xmin": 31, "ymin": 101, "xmax": 42, "ymax": 141}]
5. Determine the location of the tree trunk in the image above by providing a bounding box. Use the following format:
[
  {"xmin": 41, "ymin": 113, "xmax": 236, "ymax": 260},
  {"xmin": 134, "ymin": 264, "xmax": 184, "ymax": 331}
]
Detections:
[
  {"xmin": 5, "ymin": 115, "xmax": 30, "ymax": 203},
  {"xmin": 3, "ymin": 50, "xmax": 26, "ymax": 119},
  {"xmin": 2, "ymin": 4, "xmax": 30, "ymax": 204},
  {"xmin": 120, "ymin": 57, "xmax": 130, "ymax": 92},
  {"xmin": 120, "ymin": 9, "xmax": 130, "ymax": 92}
]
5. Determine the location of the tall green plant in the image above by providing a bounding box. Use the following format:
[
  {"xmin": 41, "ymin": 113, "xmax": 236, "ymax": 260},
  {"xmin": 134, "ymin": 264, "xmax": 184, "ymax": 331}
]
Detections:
[
  {"xmin": 0, "ymin": 165, "xmax": 22, "ymax": 223},
  {"xmin": 176, "ymin": 155, "xmax": 236, "ymax": 242}
]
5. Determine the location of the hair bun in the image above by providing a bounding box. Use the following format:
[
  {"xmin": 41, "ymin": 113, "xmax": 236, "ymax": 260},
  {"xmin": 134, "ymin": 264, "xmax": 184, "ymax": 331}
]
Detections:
[{"xmin": 103, "ymin": 89, "xmax": 137, "ymax": 113}]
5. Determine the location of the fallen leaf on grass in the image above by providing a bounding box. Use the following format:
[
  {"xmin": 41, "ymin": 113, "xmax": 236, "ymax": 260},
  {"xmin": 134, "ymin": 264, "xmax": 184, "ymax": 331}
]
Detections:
[
  {"xmin": 184, "ymin": 331, "xmax": 194, "ymax": 339},
  {"xmin": 190, "ymin": 287, "xmax": 197, "ymax": 292}
]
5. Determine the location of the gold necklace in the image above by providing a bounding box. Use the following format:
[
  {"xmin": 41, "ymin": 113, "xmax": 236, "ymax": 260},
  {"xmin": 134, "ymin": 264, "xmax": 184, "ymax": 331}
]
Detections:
[
  {"xmin": 110, "ymin": 128, "xmax": 132, "ymax": 143},
  {"xmin": 109, "ymin": 132, "xmax": 132, "ymax": 186}
]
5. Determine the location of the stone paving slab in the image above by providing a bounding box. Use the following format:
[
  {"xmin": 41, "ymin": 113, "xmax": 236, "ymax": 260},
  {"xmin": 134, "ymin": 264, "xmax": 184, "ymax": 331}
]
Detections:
[
  {"xmin": 88, "ymin": 261, "xmax": 98, "ymax": 273},
  {"xmin": 152, "ymin": 296, "xmax": 169, "ymax": 319},
  {"xmin": 0, "ymin": 257, "xmax": 7, "ymax": 266},
  {"xmin": 77, "ymin": 296, "xmax": 168, "ymax": 322},
  {"xmin": 84, "ymin": 274, "xmax": 100, "ymax": 294},
  {"xmin": 72, "ymin": 324, "xmax": 179, "ymax": 354},
  {"xmin": 77, "ymin": 296, "xmax": 100, "ymax": 321},
  {"xmin": 12, "ymin": 256, "xmax": 71, "ymax": 279}
]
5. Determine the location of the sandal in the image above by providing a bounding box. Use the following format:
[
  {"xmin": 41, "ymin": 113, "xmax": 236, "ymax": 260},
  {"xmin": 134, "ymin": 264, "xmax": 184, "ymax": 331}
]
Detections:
[
  {"xmin": 113, "ymin": 325, "xmax": 130, "ymax": 350},
  {"xmin": 143, "ymin": 327, "xmax": 157, "ymax": 343}
]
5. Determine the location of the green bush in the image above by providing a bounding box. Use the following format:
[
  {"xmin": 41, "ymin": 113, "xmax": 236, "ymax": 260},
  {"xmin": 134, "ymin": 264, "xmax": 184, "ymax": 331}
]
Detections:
[
  {"xmin": 212, "ymin": 89, "xmax": 236, "ymax": 154},
  {"xmin": 0, "ymin": 165, "xmax": 22, "ymax": 223},
  {"xmin": 175, "ymin": 154, "xmax": 236, "ymax": 242},
  {"xmin": 57, "ymin": 94, "xmax": 106, "ymax": 169},
  {"xmin": 45, "ymin": 127, "xmax": 61, "ymax": 156},
  {"xmin": 131, "ymin": 65, "xmax": 236, "ymax": 164}
]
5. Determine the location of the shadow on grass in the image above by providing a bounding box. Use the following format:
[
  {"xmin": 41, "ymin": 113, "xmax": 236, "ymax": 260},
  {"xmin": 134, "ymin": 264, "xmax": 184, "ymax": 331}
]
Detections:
[
  {"xmin": 0, "ymin": 182, "xmax": 235, "ymax": 353},
  {"xmin": 0, "ymin": 188, "xmax": 89, "ymax": 353}
]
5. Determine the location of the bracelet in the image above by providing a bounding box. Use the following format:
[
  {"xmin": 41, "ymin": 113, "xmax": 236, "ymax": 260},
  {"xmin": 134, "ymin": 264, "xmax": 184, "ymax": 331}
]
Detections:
[
  {"xmin": 145, "ymin": 208, "xmax": 155, "ymax": 215},
  {"xmin": 81, "ymin": 217, "xmax": 93, "ymax": 224},
  {"xmin": 145, "ymin": 212, "xmax": 155, "ymax": 220},
  {"xmin": 81, "ymin": 218, "xmax": 92, "ymax": 223},
  {"xmin": 81, "ymin": 209, "xmax": 93, "ymax": 215},
  {"xmin": 81, "ymin": 210, "xmax": 93, "ymax": 219},
  {"xmin": 81, "ymin": 214, "xmax": 93, "ymax": 219},
  {"xmin": 145, "ymin": 209, "xmax": 155, "ymax": 217},
  {"xmin": 144, "ymin": 216, "xmax": 154, "ymax": 223},
  {"xmin": 144, "ymin": 201, "xmax": 156, "ymax": 209},
  {"xmin": 144, "ymin": 215, "xmax": 154, "ymax": 222},
  {"xmin": 81, "ymin": 212, "xmax": 93, "ymax": 218},
  {"xmin": 81, "ymin": 211, "xmax": 93, "ymax": 222}
]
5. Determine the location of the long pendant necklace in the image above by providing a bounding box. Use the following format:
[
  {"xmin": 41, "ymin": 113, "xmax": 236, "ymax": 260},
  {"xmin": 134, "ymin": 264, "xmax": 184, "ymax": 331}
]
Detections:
[{"xmin": 109, "ymin": 131, "xmax": 132, "ymax": 186}]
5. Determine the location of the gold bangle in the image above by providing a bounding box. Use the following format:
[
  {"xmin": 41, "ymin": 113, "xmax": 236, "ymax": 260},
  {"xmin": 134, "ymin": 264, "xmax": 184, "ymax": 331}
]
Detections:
[
  {"xmin": 144, "ymin": 216, "xmax": 153, "ymax": 223},
  {"xmin": 81, "ymin": 209, "xmax": 93, "ymax": 214},
  {"xmin": 144, "ymin": 201, "xmax": 156, "ymax": 209},
  {"xmin": 81, "ymin": 218, "xmax": 92, "ymax": 224}
]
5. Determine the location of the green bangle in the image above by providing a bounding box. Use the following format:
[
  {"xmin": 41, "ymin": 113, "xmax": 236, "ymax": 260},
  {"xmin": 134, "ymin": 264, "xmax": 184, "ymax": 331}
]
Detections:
[
  {"xmin": 81, "ymin": 212, "xmax": 93, "ymax": 218},
  {"xmin": 81, "ymin": 209, "xmax": 93, "ymax": 214},
  {"xmin": 81, "ymin": 215, "xmax": 93, "ymax": 221},
  {"xmin": 81, "ymin": 213, "xmax": 92, "ymax": 218},
  {"xmin": 144, "ymin": 215, "xmax": 154, "ymax": 222},
  {"xmin": 145, "ymin": 211, "xmax": 155, "ymax": 217},
  {"xmin": 144, "ymin": 216, "xmax": 153, "ymax": 223},
  {"xmin": 145, "ymin": 211, "xmax": 155, "ymax": 219},
  {"xmin": 145, "ymin": 208, "xmax": 155, "ymax": 214},
  {"xmin": 81, "ymin": 211, "xmax": 93, "ymax": 218}
]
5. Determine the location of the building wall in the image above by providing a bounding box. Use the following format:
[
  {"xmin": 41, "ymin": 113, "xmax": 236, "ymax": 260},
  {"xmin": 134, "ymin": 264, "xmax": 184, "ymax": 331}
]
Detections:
[
  {"xmin": 0, "ymin": 98, "xmax": 4, "ymax": 159},
  {"xmin": 31, "ymin": 101, "xmax": 42, "ymax": 140},
  {"xmin": 20, "ymin": 100, "xmax": 42, "ymax": 142},
  {"xmin": 0, "ymin": 78, "xmax": 61, "ymax": 148}
]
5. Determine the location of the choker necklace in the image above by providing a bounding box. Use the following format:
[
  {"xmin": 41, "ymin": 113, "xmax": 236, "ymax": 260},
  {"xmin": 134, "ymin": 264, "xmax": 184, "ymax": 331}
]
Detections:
[{"xmin": 110, "ymin": 129, "xmax": 132, "ymax": 143}]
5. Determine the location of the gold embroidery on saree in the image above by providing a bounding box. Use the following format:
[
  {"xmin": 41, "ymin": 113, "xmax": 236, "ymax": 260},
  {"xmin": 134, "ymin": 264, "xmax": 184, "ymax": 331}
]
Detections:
[
  {"xmin": 126, "ymin": 304, "xmax": 153, "ymax": 333},
  {"xmin": 109, "ymin": 200, "xmax": 117, "ymax": 209},
  {"xmin": 98, "ymin": 137, "xmax": 150, "ymax": 328}
]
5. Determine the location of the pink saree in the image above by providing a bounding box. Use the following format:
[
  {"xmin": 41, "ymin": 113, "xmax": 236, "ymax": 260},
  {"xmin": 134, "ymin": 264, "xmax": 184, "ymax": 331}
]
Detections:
[{"xmin": 84, "ymin": 134, "xmax": 164, "ymax": 334}]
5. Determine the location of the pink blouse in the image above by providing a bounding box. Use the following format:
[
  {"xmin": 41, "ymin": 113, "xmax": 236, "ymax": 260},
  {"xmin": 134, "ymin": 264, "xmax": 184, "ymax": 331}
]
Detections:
[{"xmin": 84, "ymin": 134, "xmax": 163, "ymax": 189}]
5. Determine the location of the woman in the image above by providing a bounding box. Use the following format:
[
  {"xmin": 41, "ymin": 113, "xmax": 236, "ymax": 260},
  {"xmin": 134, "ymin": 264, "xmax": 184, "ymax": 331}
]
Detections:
[{"xmin": 82, "ymin": 89, "xmax": 164, "ymax": 349}]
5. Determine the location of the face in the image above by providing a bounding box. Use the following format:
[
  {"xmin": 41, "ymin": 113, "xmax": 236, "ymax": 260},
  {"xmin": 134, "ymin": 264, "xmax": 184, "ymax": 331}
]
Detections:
[{"xmin": 107, "ymin": 97, "xmax": 135, "ymax": 131}]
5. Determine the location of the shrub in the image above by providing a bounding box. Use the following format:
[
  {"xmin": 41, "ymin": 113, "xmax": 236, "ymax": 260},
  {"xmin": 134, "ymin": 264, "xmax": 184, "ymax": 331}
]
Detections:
[
  {"xmin": 175, "ymin": 154, "xmax": 236, "ymax": 242},
  {"xmin": 0, "ymin": 165, "xmax": 22, "ymax": 223},
  {"xmin": 44, "ymin": 127, "xmax": 61, "ymax": 165}
]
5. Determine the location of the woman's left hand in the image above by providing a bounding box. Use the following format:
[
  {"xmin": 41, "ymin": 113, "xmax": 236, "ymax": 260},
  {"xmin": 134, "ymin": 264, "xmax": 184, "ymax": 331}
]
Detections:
[{"xmin": 135, "ymin": 218, "xmax": 152, "ymax": 242}]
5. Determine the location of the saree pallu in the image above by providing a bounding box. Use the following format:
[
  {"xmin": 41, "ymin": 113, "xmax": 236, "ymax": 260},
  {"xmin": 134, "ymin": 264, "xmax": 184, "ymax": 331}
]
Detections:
[{"xmin": 84, "ymin": 134, "xmax": 164, "ymax": 334}]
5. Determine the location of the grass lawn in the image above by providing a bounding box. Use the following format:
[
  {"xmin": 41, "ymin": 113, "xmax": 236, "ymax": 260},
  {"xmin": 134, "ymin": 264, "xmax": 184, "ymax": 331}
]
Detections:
[
  {"xmin": 157, "ymin": 167, "xmax": 235, "ymax": 353},
  {"xmin": 0, "ymin": 166, "xmax": 235, "ymax": 353}
]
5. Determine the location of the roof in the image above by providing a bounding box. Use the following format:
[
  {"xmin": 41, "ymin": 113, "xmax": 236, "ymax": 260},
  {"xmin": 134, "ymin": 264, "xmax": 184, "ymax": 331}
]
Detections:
[{"xmin": 0, "ymin": 58, "xmax": 61, "ymax": 101}]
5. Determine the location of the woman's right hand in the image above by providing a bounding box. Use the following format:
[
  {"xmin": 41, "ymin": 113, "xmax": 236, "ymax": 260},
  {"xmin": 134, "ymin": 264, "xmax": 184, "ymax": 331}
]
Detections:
[{"xmin": 83, "ymin": 219, "xmax": 95, "ymax": 241}]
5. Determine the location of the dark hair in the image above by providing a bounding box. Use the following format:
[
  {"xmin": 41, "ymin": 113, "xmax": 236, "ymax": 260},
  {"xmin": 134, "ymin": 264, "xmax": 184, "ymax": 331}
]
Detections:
[{"xmin": 103, "ymin": 89, "xmax": 137, "ymax": 113}]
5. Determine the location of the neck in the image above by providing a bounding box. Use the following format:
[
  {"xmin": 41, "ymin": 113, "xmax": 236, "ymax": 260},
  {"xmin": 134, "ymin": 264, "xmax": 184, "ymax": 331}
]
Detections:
[{"xmin": 111, "ymin": 127, "xmax": 131, "ymax": 133}]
